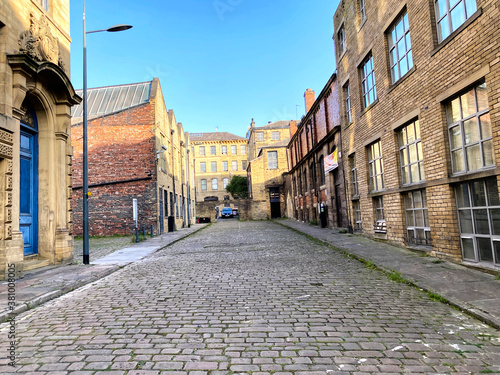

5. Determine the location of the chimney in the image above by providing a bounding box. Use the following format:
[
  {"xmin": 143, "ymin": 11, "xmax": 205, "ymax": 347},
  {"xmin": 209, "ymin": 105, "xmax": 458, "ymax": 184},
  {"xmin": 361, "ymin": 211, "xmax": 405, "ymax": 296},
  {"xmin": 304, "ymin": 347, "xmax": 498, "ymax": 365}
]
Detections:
[
  {"xmin": 250, "ymin": 118, "xmax": 255, "ymax": 128},
  {"xmin": 304, "ymin": 88, "xmax": 315, "ymax": 114},
  {"xmin": 289, "ymin": 120, "xmax": 298, "ymax": 137}
]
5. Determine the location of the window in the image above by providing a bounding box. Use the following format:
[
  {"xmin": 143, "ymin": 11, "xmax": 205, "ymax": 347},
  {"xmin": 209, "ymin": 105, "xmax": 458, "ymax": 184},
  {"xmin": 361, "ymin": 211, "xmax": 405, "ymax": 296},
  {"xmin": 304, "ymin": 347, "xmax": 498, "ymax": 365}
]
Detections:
[
  {"xmin": 456, "ymin": 178, "xmax": 500, "ymax": 265},
  {"xmin": 210, "ymin": 146, "xmax": 216, "ymax": 155},
  {"xmin": 164, "ymin": 190, "xmax": 168, "ymax": 219},
  {"xmin": 268, "ymin": 151, "xmax": 278, "ymax": 169},
  {"xmin": 304, "ymin": 167, "xmax": 308, "ymax": 191},
  {"xmin": 232, "ymin": 160, "xmax": 238, "ymax": 171},
  {"xmin": 40, "ymin": 0, "xmax": 49, "ymax": 11},
  {"xmin": 176, "ymin": 195, "xmax": 179, "ymax": 218},
  {"xmin": 338, "ymin": 25, "xmax": 346, "ymax": 56},
  {"xmin": 223, "ymin": 178, "xmax": 229, "ymax": 189},
  {"xmin": 319, "ymin": 156, "xmax": 326, "ymax": 186},
  {"xmin": 242, "ymin": 160, "xmax": 248, "ymax": 170},
  {"xmin": 211, "ymin": 161, "xmax": 217, "ymax": 172},
  {"xmin": 344, "ymin": 82, "xmax": 352, "ymax": 124},
  {"xmin": 199, "ymin": 146, "xmax": 205, "ymax": 156},
  {"xmin": 359, "ymin": 0, "xmax": 366, "ymax": 21},
  {"xmin": 435, "ymin": 0, "xmax": 477, "ymax": 42},
  {"xmin": 201, "ymin": 179, "xmax": 207, "ymax": 191},
  {"xmin": 368, "ymin": 141, "xmax": 384, "ymax": 192},
  {"xmin": 221, "ymin": 145, "xmax": 227, "ymax": 154},
  {"xmin": 374, "ymin": 196, "xmax": 385, "ymax": 226},
  {"xmin": 448, "ymin": 83, "xmax": 493, "ymax": 174},
  {"xmin": 361, "ymin": 54, "xmax": 377, "ymax": 109},
  {"xmin": 256, "ymin": 132, "xmax": 264, "ymax": 141},
  {"xmin": 399, "ymin": 120, "xmax": 424, "ymax": 185},
  {"xmin": 271, "ymin": 131, "xmax": 280, "ymax": 141},
  {"xmin": 241, "ymin": 145, "xmax": 246, "ymax": 154},
  {"xmin": 170, "ymin": 192, "xmax": 174, "ymax": 216},
  {"xmin": 212, "ymin": 178, "xmax": 218, "ymax": 190},
  {"xmin": 388, "ymin": 11, "xmax": 413, "ymax": 83},
  {"xmin": 353, "ymin": 200, "xmax": 362, "ymax": 231},
  {"xmin": 200, "ymin": 162, "xmax": 206, "ymax": 173},
  {"xmin": 349, "ymin": 154, "xmax": 359, "ymax": 197},
  {"xmin": 404, "ymin": 190, "xmax": 431, "ymax": 246},
  {"xmin": 231, "ymin": 145, "xmax": 237, "ymax": 154},
  {"xmin": 298, "ymin": 171, "xmax": 303, "ymax": 193},
  {"xmin": 222, "ymin": 161, "xmax": 228, "ymax": 171}
]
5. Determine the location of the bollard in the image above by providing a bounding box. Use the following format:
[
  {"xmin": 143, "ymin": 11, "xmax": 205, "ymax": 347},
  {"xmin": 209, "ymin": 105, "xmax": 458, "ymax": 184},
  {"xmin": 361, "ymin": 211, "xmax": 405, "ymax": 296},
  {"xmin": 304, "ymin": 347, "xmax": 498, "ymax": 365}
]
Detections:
[
  {"xmin": 142, "ymin": 226, "xmax": 146, "ymax": 237},
  {"xmin": 150, "ymin": 225, "xmax": 154, "ymax": 237},
  {"xmin": 135, "ymin": 227, "xmax": 139, "ymax": 243}
]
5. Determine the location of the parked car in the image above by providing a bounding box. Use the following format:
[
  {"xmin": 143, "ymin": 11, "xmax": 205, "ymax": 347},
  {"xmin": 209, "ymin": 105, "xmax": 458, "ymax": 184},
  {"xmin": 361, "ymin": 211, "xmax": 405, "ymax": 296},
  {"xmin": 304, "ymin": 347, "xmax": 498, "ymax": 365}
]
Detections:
[
  {"xmin": 232, "ymin": 208, "xmax": 238, "ymax": 217},
  {"xmin": 221, "ymin": 207, "xmax": 233, "ymax": 218}
]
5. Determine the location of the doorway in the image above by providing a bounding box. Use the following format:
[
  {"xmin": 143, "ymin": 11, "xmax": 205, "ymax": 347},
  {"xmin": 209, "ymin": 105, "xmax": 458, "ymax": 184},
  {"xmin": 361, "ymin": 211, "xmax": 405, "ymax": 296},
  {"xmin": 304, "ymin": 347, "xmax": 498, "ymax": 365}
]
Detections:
[{"xmin": 269, "ymin": 187, "xmax": 281, "ymax": 218}]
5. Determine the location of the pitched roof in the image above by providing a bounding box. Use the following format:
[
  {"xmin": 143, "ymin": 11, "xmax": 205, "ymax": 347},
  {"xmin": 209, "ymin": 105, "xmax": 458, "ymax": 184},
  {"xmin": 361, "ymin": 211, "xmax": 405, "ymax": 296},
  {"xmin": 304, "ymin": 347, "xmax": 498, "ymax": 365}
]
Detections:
[
  {"xmin": 189, "ymin": 132, "xmax": 246, "ymax": 142},
  {"xmin": 255, "ymin": 120, "xmax": 292, "ymax": 130},
  {"xmin": 71, "ymin": 81, "xmax": 152, "ymax": 121}
]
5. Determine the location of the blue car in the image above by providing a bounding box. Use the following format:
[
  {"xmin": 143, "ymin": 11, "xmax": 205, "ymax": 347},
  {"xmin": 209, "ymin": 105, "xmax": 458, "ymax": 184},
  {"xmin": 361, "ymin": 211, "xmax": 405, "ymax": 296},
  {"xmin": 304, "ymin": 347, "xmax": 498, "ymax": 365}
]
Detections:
[{"xmin": 221, "ymin": 207, "xmax": 233, "ymax": 218}]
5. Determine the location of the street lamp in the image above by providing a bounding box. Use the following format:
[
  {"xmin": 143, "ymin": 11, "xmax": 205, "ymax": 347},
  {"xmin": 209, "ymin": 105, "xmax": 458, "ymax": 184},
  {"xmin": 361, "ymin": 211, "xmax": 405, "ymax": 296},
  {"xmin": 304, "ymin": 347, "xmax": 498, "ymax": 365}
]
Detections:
[{"xmin": 82, "ymin": 0, "xmax": 132, "ymax": 265}]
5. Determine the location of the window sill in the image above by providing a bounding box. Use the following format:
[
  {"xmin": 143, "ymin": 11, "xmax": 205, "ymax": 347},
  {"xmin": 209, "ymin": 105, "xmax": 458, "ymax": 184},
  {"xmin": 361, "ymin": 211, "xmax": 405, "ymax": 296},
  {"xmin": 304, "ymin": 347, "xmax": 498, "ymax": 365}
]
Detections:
[
  {"xmin": 337, "ymin": 50, "xmax": 347, "ymax": 64},
  {"xmin": 358, "ymin": 17, "xmax": 367, "ymax": 32},
  {"xmin": 351, "ymin": 195, "xmax": 360, "ymax": 201},
  {"xmin": 431, "ymin": 8, "xmax": 482, "ymax": 57},
  {"xmin": 387, "ymin": 66, "xmax": 417, "ymax": 95},
  {"xmin": 360, "ymin": 99, "xmax": 379, "ymax": 117}
]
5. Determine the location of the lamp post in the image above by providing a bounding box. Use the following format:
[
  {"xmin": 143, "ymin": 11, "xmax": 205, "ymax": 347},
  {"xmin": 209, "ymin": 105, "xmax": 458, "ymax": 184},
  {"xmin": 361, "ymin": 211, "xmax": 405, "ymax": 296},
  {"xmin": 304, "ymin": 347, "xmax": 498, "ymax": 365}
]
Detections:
[{"xmin": 82, "ymin": 0, "xmax": 132, "ymax": 265}]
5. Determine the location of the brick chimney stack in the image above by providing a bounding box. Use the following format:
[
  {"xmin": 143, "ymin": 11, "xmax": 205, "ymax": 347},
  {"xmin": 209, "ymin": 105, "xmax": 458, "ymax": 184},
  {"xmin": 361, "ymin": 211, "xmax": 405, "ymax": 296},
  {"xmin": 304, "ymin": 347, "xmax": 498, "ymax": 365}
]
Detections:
[
  {"xmin": 289, "ymin": 120, "xmax": 298, "ymax": 137},
  {"xmin": 304, "ymin": 88, "xmax": 315, "ymax": 114}
]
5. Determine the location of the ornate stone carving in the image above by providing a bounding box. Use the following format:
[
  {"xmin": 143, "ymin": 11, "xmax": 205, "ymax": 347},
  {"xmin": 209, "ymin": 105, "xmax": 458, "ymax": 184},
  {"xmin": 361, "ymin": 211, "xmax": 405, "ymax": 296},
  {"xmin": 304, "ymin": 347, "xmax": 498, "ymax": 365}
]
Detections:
[
  {"xmin": 6, "ymin": 208, "xmax": 12, "ymax": 223},
  {"xmin": 0, "ymin": 144, "xmax": 13, "ymax": 159},
  {"xmin": 0, "ymin": 129, "xmax": 14, "ymax": 145},
  {"xmin": 18, "ymin": 13, "xmax": 61, "ymax": 66},
  {"xmin": 6, "ymin": 225, "xmax": 12, "ymax": 240},
  {"xmin": 7, "ymin": 160, "xmax": 13, "ymax": 174},
  {"xmin": 6, "ymin": 192, "xmax": 12, "ymax": 207},
  {"xmin": 6, "ymin": 176, "xmax": 13, "ymax": 190}
]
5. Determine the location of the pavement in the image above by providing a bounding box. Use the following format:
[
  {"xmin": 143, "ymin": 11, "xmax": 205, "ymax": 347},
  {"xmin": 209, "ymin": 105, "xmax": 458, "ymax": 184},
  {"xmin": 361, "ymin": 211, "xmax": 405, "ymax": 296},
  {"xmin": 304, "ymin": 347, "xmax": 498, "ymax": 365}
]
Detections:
[
  {"xmin": 0, "ymin": 223, "xmax": 208, "ymax": 322},
  {"xmin": 276, "ymin": 219, "xmax": 500, "ymax": 330}
]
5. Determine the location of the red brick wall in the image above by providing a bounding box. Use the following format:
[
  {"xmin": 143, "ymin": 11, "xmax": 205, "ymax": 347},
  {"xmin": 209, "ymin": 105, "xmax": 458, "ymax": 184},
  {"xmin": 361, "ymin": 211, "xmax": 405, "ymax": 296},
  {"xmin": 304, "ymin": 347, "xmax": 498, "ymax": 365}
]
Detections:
[{"xmin": 72, "ymin": 104, "xmax": 158, "ymax": 236}]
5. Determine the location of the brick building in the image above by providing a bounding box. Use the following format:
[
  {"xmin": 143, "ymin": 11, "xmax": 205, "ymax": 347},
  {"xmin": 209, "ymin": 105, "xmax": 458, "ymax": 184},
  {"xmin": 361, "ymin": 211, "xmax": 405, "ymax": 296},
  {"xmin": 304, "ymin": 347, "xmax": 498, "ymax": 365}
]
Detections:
[
  {"xmin": 71, "ymin": 78, "xmax": 195, "ymax": 236},
  {"xmin": 0, "ymin": 0, "xmax": 81, "ymax": 277},
  {"xmin": 190, "ymin": 132, "xmax": 248, "ymax": 203},
  {"xmin": 288, "ymin": 76, "xmax": 347, "ymax": 227},
  {"xmin": 334, "ymin": 0, "xmax": 500, "ymax": 270},
  {"xmin": 247, "ymin": 120, "xmax": 295, "ymax": 218}
]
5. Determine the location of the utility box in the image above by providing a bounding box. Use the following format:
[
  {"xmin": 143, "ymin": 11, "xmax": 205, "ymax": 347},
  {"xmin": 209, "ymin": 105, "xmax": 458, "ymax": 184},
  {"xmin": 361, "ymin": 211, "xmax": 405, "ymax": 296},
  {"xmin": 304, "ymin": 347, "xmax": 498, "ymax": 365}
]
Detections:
[{"xmin": 168, "ymin": 216, "xmax": 175, "ymax": 232}]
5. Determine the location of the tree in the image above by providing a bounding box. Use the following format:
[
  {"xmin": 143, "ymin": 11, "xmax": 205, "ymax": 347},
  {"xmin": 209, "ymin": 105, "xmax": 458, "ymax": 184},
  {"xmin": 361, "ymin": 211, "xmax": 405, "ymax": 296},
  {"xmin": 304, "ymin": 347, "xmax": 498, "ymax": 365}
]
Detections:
[{"xmin": 226, "ymin": 175, "xmax": 248, "ymax": 199}]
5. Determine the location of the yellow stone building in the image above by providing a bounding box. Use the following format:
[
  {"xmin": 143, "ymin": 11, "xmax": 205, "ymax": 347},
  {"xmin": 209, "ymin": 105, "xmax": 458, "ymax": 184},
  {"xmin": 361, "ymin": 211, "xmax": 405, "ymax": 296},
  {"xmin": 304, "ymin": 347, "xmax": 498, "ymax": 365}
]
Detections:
[
  {"xmin": 0, "ymin": 0, "xmax": 80, "ymax": 278},
  {"xmin": 190, "ymin": 132, "xmax": 248, "ymax": 203},
  {"xmin": 247, "ymin": 120, "xmax": 294, "ymax": 218}
]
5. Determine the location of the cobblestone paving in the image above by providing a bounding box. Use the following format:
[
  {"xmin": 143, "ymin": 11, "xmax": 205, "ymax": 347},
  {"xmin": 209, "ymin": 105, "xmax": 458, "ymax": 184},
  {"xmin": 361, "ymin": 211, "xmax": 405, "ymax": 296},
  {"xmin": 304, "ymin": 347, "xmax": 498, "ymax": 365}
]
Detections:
[{"xmin": 1, "ymin": 220, "xmax": 500, "ymax": 374}]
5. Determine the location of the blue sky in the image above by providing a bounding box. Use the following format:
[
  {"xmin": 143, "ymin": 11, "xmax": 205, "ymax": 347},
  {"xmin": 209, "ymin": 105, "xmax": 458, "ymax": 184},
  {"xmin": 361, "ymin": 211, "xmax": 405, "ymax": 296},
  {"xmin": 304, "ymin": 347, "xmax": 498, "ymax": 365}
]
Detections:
[{"xmin": 70, "ymin": 0, "xmax": 340, "ymax": 137}]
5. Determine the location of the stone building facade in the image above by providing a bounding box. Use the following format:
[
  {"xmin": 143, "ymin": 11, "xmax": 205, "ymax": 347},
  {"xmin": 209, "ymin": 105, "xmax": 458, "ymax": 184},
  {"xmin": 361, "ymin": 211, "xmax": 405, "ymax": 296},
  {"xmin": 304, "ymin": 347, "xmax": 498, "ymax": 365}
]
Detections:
[
  {"xmin": 190, "ymin": 132, "xmax": 248, "ymax": 203},
  {"xmin": 334, "ymin": 0, "xmax": 500, "ymax": 270},
  {"xmin": 288, "ymin": 76, "xmax": 347, "ymax": 228},
  {"xmin": 71, "ymin": 78, "xmax": 195, "ymax": 236},
  {"xmin": 0, "ymin": 0, "xmax": 81, "ymax": 277},
  {"xmin": 247, "ymin": 120, "xmax": 295, "ymax": 218}
]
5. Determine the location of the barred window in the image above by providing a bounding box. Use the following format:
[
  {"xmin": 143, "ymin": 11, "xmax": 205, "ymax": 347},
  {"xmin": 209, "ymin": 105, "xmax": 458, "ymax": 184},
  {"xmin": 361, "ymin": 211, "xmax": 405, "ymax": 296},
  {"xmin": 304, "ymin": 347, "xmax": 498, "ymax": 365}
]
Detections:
[
  {"xmin": 404, "ymin": 189, "xmax": 431, "ymax": 246},
  {"xmin": 448, "ymin": 83, "xmax": 493, "ymax": 174}
]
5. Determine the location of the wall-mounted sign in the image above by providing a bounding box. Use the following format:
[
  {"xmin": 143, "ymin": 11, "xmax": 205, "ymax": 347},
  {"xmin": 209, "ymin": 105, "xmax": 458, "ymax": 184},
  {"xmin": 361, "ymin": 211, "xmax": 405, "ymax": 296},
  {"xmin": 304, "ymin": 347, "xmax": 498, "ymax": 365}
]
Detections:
[{"xmin": 324, "ymin": 149, "xmax": 338, "ymax": 173}]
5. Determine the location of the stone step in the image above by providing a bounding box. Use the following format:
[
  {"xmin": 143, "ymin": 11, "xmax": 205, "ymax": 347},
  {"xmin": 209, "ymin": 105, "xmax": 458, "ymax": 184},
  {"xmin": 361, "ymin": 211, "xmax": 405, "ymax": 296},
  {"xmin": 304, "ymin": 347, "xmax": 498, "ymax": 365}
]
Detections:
[{"xmin": 23, "ymin": 258, "xmax": 50, "ymax": 272}]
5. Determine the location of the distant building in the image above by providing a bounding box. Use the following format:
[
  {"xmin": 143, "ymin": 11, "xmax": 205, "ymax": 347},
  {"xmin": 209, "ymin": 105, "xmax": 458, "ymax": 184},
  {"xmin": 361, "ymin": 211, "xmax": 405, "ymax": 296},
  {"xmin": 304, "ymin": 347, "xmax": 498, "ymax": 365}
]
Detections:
[
  {"xmin": 71, "ymin": 78, "xmax": 195, "ymax": 235},
  {"xmin": 247, "ymin": 120, "xmax": 295, "ymax": 218},
  {"xmin": 0, "ymin": 0, "xmax": 81, "ymax": 277},
  {"xmin": 288, "ymin": 76, "xmax": 346, "ymax": 227},
  {"xmin": 190, "ymin": 132, "xmax": 248, "ymax": 203},
  {"xmin": 334, "ymin": 0, "xmax": 500, "ymax": 269}
]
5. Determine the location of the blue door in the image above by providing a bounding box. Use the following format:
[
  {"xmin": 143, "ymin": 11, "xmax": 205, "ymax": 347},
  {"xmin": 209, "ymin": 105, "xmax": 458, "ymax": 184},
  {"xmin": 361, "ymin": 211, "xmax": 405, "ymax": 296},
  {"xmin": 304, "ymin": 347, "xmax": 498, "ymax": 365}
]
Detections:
[{"xmin": 19, "ymin": 127, "xmax": 38, "ymax": 256}]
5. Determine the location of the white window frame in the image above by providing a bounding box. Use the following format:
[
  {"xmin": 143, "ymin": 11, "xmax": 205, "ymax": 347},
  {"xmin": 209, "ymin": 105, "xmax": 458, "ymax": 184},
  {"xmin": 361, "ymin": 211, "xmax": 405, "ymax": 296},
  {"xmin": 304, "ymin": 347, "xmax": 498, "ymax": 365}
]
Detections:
[
  {"xmin": 271, "ymin": 131, "xmax": 280, "ymax": 141},
  {"xmin": 268, "ymin": 151, "xmax": 278, "ymax": 170},
  {"xmin": 232, "ymin": 160, "xmax": 238, "ymax": 171},
  {"xmin": 241, "ymin": 144, "xmax": 247, "ymax": 154},
  {"xmin": 211, "ymin": 161, "xmax": 217, "ymax": 172},
  {"xmin": 404, "ymin": 189, "xmax": 432, "ymax": 246},
  {"xmin": 398, "ymin": 120, "xmax": 425, "ymax": 185},
  {"xmin": 200, "ymin": 162, "xmax": 206, "ymax": 173},
  {"xmin": 368, "ymin": 141, "xmax": 384, "ymax": 192},
  {"xmin": 344, "ymin": 82, "xmax": 352, "ymax": 124},
  {"xmin": 210, "ymin": 146, "xmax": 216, "ymax": 155},
  {"xmin": 231, "ymin": 145, "xmax": 237, "ymax": 154},
  {"xmin": 212, "ymin": 178, "xmax": 218, "ymax": 190},
  {"xmin": 223, "ymin": 178, "xmax": 229, "ymax": 189},
  {"xmin": 338, "ymin": 25, "xmax": 346, "ymax": 56},
  {"xmin": 256, "ymin": 132, "xmax": 264, "ymax": 142},
  {"xmin": 388, "ymin": 11, "xmax": 413, "ymax": 83},
  {"xmin": 221, "ymin": 145, "xmax": 227, "ymax": 154},
  {"xmin": 201, "ymin": 179, "xmax": 207, "ymax": 191},
  {"xmin": 435, "ymin": 0, "xmax": 477, "ymax": 42},
  {"xmin": 349, "ymin": 154, "xmax": 359, "ymax": 197},
  {"xmin": 199, "ymin": 146, "xmax": 205, "ymax": 156},
  {"xmin": 222, "ymin": 161, "xmax": 228, "ymax": 171},
  {"xmin": 361, "ymin": 54, "xmax": 377, "ymax": 109}
]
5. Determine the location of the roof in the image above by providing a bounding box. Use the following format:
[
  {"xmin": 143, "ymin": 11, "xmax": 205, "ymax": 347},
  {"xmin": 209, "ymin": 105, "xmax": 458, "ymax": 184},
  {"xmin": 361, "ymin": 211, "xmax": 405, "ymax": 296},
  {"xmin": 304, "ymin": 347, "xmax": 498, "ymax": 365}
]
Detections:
[
  {"xmin": 255, "ymin": 120, "xmax": 293, "ymax": 130},
  {"xmin": 71, "ymin": 81, "xmax": 152, "ymax": 120},
  {"xmin": 189, "ymin": 132, "xmax": 246, "ymax": 142}
]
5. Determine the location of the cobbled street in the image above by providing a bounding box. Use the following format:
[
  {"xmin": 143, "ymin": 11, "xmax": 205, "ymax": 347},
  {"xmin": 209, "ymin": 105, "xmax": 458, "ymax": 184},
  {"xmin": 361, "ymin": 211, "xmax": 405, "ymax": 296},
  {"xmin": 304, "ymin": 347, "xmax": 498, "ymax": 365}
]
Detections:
[{"xmin": 1, "ymin": 220, "xmax": 500, "ymax": 374}]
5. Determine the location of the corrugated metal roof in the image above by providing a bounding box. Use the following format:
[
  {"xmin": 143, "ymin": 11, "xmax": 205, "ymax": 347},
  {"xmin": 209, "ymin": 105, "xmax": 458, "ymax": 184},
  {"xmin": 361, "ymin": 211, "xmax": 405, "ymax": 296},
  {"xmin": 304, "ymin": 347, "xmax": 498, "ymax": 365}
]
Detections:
[{"xmin": 71, "ymin": 81, "xmax": 152, "ymax": 119}]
